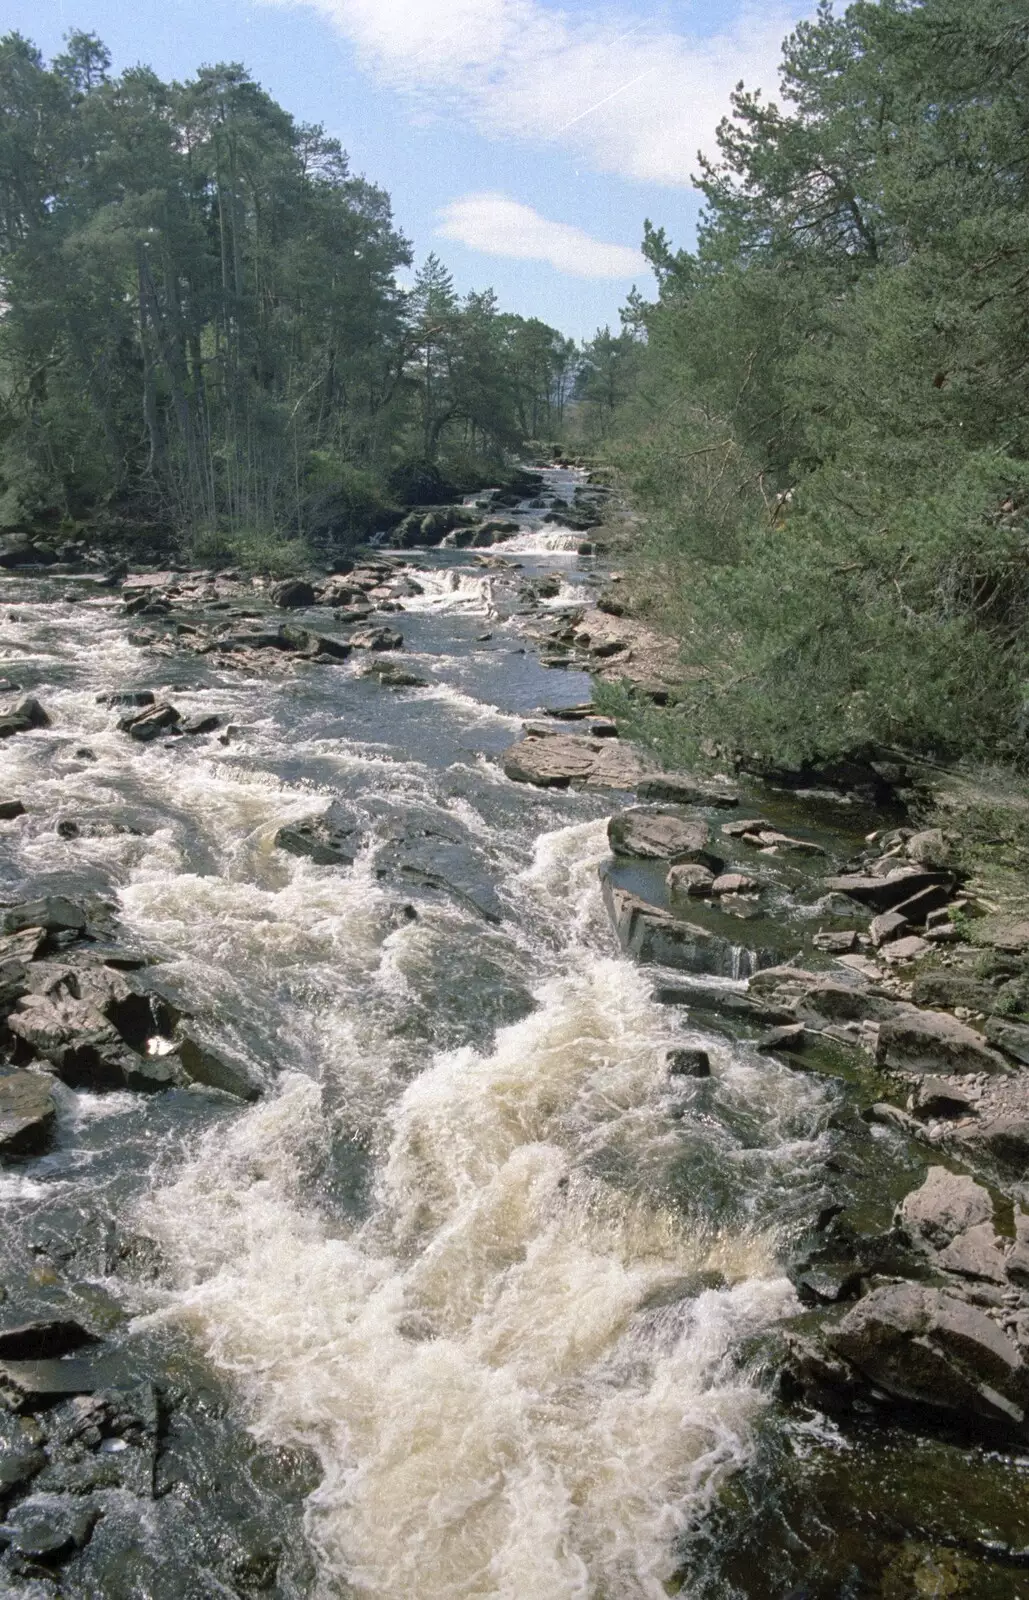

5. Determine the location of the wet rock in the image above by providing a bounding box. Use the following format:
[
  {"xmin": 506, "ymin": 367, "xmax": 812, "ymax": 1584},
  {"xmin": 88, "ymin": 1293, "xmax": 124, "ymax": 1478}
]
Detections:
[
  {"xmin": 937, "ymin": 1222, "xmax": 1008, "ymax": 1284},
  {"xmin": 2, "ymin": 896, "xmax": 87, "ymax": 937},
  {"xmin": 0, "ymin": 697, "xmax": 51, "ymax": 739},
  {"xmin": 751, "ymin": 830, "xmax": 826, "ymax": 856},
  {"xmin": 977, "ymin": 1115, "xmax": 1029, "ymax": 1170},
  {"xmin": 0, "ymin": 1445, "xmax": 44, "ymax": 1495},
  {"xmin": 118, "ymin": 703, "xmax": 181, "ymax": 742},
  {"xmin": 175, "ymin": 1024, "xmax": 263, "ymax": 1101},
  {"xmin": 666, "ymin": 1047, "xmax": 711, "ymax": 1077},
  {"xmin": 0, "ymin": 800, "xmax": 26, "ymax": 821},
  {"xmin": 722, "ymin": 817, "xmax": 773, "ymax": 837},
  {"xmin": 348, "ymin": 625, "xmax": 403, "ymax": 651},
  {"xmin": 897, "ymin": 1167, "xmax": 993, "ymax": 1250},
  {"xmin": 274, "ymin": 802, "xmax": 361, "ymax": 867},
  {"xmin": 608, "ymin": 808, "xmax": 718, "ymax": 866},
  {"xmin": 757, "ymin": 1022, "xmax": 807, "ymax": 1054},
  {"xmin": 1, "ymin": 1494, "xmax": 100, "ymax": 1559},
  {"xmin": 96, "ymin": 689, "xmax": 155, "ymax": 709},
  {"xmin": 824, "ymin": 869, "xmax": 953, "ymax": 911},
  {"xmin": 8, "ymin": 994, "xmax": 178, "ymax": 1093},
  {"xmin": 375, "ymin": 834, "xmax": 504, "ymax": 924},
  {"xmin": 1006, "ymin": 1214, "xmax": 1029, "ymax": 1287},
  {"xmin": 180, "ymin": 713, "xmax": 221, "ymax": 735},
  {"xmin": 0, "ymin": 1320, "xmax": 99, "ymax": 1361},
  {"xmin": 362, "ymin": 662, "xmax": 429, "ymax": 688},
  {"xmin": 0, "ymin": 536, "xmax": 57, "ymax": 569},
  {"xmin": 828, "ymin": 1283, "xmax": 1027, "ymax": 1435},
  {"xmin": 602, "ymin": 879, "xmax": 770, "ymax": 978},
  {"xmin": 652, "ymin": 982, "xmax": 794, "ymax": 1025},
  {"xmin": 0, "ymin": 1073, "xmax": 57, "ymax": 1158},
  {"xmin": 666, "ymin": 863, "xmax": 715, "ymax": 902},
  {"xmin": 636, "ymin": 773, "xmax": 739, "ymax": 807},
  {"xmin": 712, "ymin": 872, "xmax": 760, "ymax": 897},
  {"xmin": 877, "ymin": 1010, "xmax": 1008, "ymax": 1076},
  {"xmin": 271, "ymin": 579, "xmax": 316, "ymax": 608}
]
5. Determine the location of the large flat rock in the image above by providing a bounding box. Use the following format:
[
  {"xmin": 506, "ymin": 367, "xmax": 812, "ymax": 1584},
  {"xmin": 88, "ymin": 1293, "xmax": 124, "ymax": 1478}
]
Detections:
[
  {"xmin": 503, "ymin": 732, "xmax": 651, "ymax": 789},
  {"xmin": 876, "ymin": 1009, "xmax": 1008, "ymax": 1077},
  {"xmin": 608, "ymin": 807, "xmax": 718, "ymax": 865}
]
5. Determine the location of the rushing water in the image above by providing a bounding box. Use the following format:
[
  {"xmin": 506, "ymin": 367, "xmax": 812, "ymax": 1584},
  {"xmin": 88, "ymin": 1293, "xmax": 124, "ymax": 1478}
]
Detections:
[{"xmin": 0, "ymin": 474, "xmax": 837, "ymax": 1597}]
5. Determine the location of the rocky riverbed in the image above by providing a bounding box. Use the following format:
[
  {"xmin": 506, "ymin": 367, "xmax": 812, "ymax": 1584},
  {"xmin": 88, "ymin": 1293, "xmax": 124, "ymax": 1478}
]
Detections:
[{"xmin": 2, "ymin": 468, "xmax": 1029, "ymax": 1596}]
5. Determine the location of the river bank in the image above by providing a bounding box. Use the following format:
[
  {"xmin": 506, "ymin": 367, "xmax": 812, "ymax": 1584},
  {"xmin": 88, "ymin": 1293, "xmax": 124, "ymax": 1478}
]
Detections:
[{"xmin": 2, "ymin": 469, "xmax": 1029, "ymax": 1596}]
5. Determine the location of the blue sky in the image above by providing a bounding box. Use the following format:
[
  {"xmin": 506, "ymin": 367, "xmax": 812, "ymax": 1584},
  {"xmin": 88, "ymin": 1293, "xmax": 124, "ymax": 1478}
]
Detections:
[{"xmin": 12, "ymin": 0, "xmax": 814, "ymax": 340}]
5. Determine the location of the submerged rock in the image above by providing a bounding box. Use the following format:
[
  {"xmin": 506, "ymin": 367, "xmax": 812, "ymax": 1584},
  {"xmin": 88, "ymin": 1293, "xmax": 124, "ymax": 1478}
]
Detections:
[
  {"xmin": 0, "ymin": 1072, "xmax": 57, "ymax": 1157},
  {"xmin": 275, "ymin": 802, "xmax": 362, "ymax": 867},
  {"xmin": 0, "ymin": 697, "xmax": 51, "ymax": 739}
]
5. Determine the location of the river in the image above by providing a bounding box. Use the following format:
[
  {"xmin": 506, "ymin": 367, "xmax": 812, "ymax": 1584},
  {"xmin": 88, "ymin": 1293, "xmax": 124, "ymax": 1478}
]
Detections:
[{"xmin": 4, "ymin": 472, "xmax": 1005, "ymax": 1597}]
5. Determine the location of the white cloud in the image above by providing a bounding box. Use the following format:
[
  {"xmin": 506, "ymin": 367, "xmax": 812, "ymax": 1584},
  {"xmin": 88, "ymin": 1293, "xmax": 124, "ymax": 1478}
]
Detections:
[
  {"xmin": 437, "ymin": 193, "xmax": 646, "ymax": 278},
  {"xmin": 272, "ymin": 0, "xmax": 806, "ymax": 186}
]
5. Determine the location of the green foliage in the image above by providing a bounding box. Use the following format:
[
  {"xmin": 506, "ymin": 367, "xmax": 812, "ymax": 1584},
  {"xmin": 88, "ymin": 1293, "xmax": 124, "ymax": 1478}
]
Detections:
[
  {"xmin": 0, "ymin": 34, "xmax": 572, "ymax": 547},
  {"xmin": 605, "ymin": 0, "xmax": 1029, "ymax": 768}
]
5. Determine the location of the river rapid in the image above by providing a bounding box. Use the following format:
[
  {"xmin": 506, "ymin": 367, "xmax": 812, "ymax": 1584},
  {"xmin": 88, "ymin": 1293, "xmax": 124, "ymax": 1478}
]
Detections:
[{"xmin": 1, "ymin": 474, "xmax": 861, "ymax": 1597}]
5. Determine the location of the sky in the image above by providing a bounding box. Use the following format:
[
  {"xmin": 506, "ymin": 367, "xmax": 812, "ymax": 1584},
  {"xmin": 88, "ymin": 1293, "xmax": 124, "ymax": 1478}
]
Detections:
[{"xmin": 10, "ymin": 0, "xmax": 815, "ymax": 341}]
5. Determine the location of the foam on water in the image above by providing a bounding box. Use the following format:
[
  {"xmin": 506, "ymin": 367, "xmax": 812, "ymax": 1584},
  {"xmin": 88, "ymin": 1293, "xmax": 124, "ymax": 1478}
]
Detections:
[{"xmin": 137, "ymin": 821, "xmax": 812, "ymax": 1599}]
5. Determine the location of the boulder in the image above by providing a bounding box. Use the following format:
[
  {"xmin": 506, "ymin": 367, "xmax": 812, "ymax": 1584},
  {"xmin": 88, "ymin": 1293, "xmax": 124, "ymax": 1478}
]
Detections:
[
  {"xmin": 635, "ymin": 774, "xmax": 739, "ymax": 808},
  {"xmin": 985, "ymin": 1017, "xmax": 1029, "ymax": 1066},
  {"xmin": 897, "ymin": 1166, "xmax": 993, "ymax": 1250},
  {"xmin": 937, "ymin": 1222, "xmax": 1009, "ymax": 1284},
  {"xmin": 0, "ymin": 1072, "xmax": 57, "ymax": 1157},
  {"xmin": 666, "ymin": 1048, "xmax": 711, "ymax": 1077},
  {"xmin": 348, "ymin": 626, "xmax": 403, "ymax": 651},
  {"xmin": 271, "ymin": 579, "xmax": 316, "ymax": 608},
  {"xmin": 602, "ymin": 879, "xmax": 771, "ymax": 978},
  {"xmin": 119, "ymin": 703, "xmax": 181, "ymax": 742},
  {"xmin": 7, "ymin": 993, "xmax": 178, "ymax": 1093},
  {"xmin": 877, "ymin": 1009, "xmax": 1008, "ymax": 1076},
  {"xmin": 0, "ymin": 1496, "xmax": 100, "ymax": 1559},
  {"xmin": 824, "ymin": 869, "xmax": 953, "ymax": 911},
  {"xmin": 869, "ymin": 909, "xmax": 910, "ymax": 947},
  {"xmin": 812, "ymin": 930, "xmax": 858, "ymax": 954},
  {"xmin": 666, "ymin": 863, "xmax": 715, "ymax": 902},
  {"xmin": 0, "ymin": 696, "xmax": 51, "ymax": 739},
  {"xmin": 722, "ymin": 817, "xmax": 772, "ymax": 837},
  {"xmin": 912, "ymin": 973, "xmax": 997, "ymax": 1013},
  {"xmin": 907, "ymin": 828, "xmax": 954, "ymax": 868},
  {"xmin": 275, "ymin": 802, "xmax": 362, "ymax": 866},
  {"xmin": 797, "ymin": 983, "xmax": 904, "ymax": 1025},
  {"xmin": 911, "ymin": 1076, "xmax": 977, "ymax": 1118},
  {"xmin": 96, "ymin": 689, "xmax": 155, "ymax": 709},
  {"xmin": 2, "ymin": 896, "xmax": 87, "ymax": 936},
  {"xmin": 504, "ymin": 735, "xmax": 607, "ymax": 788},
  {"xmin": 880, "ymin": 934, "xmax": 931, "ymax": 964},
  {"xmin": 828, "ymin": 1282, "xmax": 1028, "ymax": 1433},
  {"xmin": 711, "ymin": 872, "xmax": 759, "ymax": 896},
  {"xmin": 0, "ymin": 799, "xmax": 26, "ymax": 820},
  {"xmin": 608, "ymin": 808, "xmax": 717, "ymax": 866},
  {"xmin": 891, "ymin": 882, "xmax": 953, "ymax": 925},
  {"xmin": 175, "ymin": 1024, "xmax": 263, "ymax": 1101},
  {"xmin": 978, "ymin": 1115, "xmax": 1029, "ymax": 1171},
  {"xmin": 362, "ymin": 663, "xmax": 429, "ymax": 688}
]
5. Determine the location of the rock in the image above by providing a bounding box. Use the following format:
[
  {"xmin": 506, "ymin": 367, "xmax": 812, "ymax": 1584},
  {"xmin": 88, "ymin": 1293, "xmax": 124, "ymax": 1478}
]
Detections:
[
  {"xmin": 274, "ymin": 802, "xmax": 362, "ymax": 866},
  {"xmin": 362, "ymin": 663, "xmax": 429, "ymax": 688},
  {"xmin": 984, "ymin": 1018, "xmax": 1029, "ymax": 1066},
  {"xmin": 603, "ymin": 879, "xmax": 770, "ymax": 978},
  {"xmin": 978, "ymin": 1115, "xmax": 1029, "ymax": 1170},
  {"xmin": 7, "ymin": 994, "xmax": 178, "ymax": 1093},
  {"xmin": 666, "ymin": 863, "xmax": 715, "ymax": 902},
  {"xmin": 828, "ymin": 1282, "xmax": 1027, "ymax": 1433},
  {"xmin": 711, "ymin": 872, "xmax": 759, "ymax": 896},
  {"xmin": 757, "ymin": 1022, "xmax": 807, "ymax": 1053},
  {"xmin": 1006, "ymin": 1214, "xmax": 1029, "ymax": 1288},
  {"xmin": 0, "ymin": 1072, "xmax": 57, "ymax": 1157},
  {"xmin": 180, "ymin": 714, "xmax": 221, "ymax": 735},
  {"xmin": 938, "ymin": 1222, "xmax": 1009, "ymax": 1283},
  {"xmin": 907, "ymin": 828, "xmax": 954, "ymax": 868},
  {"xmin": 666, "ymin": 1047, "xmax": 711, "ymax": 1077},
  {"xmin": 863, "ymin": 1101, "xmax": 924, "ymax": 1136},
  {"xmin": 503, "ymin": 735, "xmax": 610, "ymax": 788},
  {"xmin": 897, "ymin": 1167, "xmax": 993, "ymax": 1250},
  {"xmin": 722, "ymin": 817, "xmax": 773, "ymax": 837},
  {"xmin": 1, "ymin": 1495, "xmax": 100, "ymax": 1559},
  {"xmin": 636, "ymin": 774, "xmax": 739, "ymax": 807},
  {"xmin": 348, "ymin": 626, "xmax": 403, "ymax": 651},
  {"xmin": 891, "ymin": 883, "xmax": 954, "ymax": 925},
  {"xmin": 869, "ymin": 909, "xmax": 910, "ymax": 947},
  {"xmin": 608, "ymin": 808, "xmax": 717, "ymax": 866},
  {"xmin": 1, "ymin": 896, "xmax": 87, "ymax": 936},
  {"xmin": 309, "ymin": 634, "xmax": 352, "ymax": 661},
  {"xmin": 652, "ymin": 982, "xmax": 793, "ymax": 1025},
  {"xmin": 96, "ymin": 689, "xmax": 155, "ymax": 709},
  {"xmin": 175, "ymin": 1024, "xmax": 263, "ymax": 1101},
  {"xmin": 752, "ymin": 830, "xmax": 826, "ymax": 856},
  {"xmin": 910, "ymin": 1076, "xmax": 976, "ymax": 1118},
  {"xmin": 119, "ymin": 703, "xmax": 181, "ymax": 742},
  {"xmin": 877, "ymin": 1009, "xmax": 1008, "ymax": 1076},
  {"xmin": 880, "ymin": 934, "xmax": 932, "ymax": 964},
  {"xmin": 0, "ymin": 1320, "xmax": 99, "ymax": 1360},
  {"xmin": 271, "ymin": 579, "xmax": 316, "ymax": 608},
  {"xmin": 0, "ymin": 800, "xmax": 26, "ymax": 820},
  {"xmin": 0, "ymin": 1445, "xmax": 44, "ymax": 1494},
  {"xmin": 797, "ymin": 983, "xmax": 902, "ymax": 1025},
  {"xmin": 824, "ymin": 869, "xmax": 953, "ymax": 911},
  {"xmin": 812, "ymin": 930, "xmax": 858, "ymax": 954},
  {"xmin": 912, "ymin": 973, "xmax": 997, "ymax": 1013},
  {"xmin": 0, "ymin": 956, "xmax": 29, "ymax": 1007},
  {"xmin": 0, "ymin": 696, "xmax": 50, "ymax": 739},
  {"xmin": 375, "ymin": 835, "xmax": 503, "ymax": 924}
]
